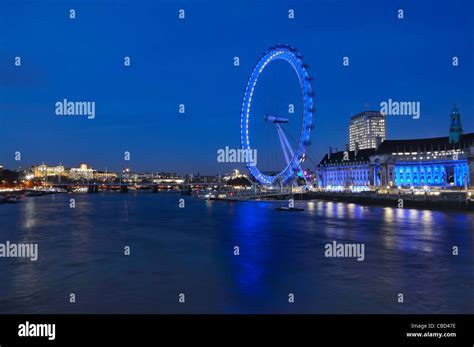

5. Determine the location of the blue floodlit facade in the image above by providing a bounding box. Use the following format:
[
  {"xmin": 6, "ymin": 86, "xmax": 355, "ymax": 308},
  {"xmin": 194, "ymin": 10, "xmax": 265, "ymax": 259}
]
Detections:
[
  {"xmin": 318, "ymin": 146, "xmax": 473, "ymax": 191},
  {"xmin": 317, "ymin": 108, "xmax": 474, "ymax": 191},
  {"xmin": 393, "ymin": 161, "xmax": 469, "ymax": 187},
  {"xmin": 317, "ymin": 148, "xmax": 373, "ymax": 191}
]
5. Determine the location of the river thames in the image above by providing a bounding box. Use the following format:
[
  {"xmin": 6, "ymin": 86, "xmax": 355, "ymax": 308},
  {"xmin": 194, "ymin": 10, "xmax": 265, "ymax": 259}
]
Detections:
[{"xmin": 0, "ymin": 192, "xmax": 473, "ymax": 314}]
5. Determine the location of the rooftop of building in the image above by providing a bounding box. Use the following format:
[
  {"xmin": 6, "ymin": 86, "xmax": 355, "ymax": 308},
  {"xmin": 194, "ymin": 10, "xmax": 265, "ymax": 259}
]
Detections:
[
  {"xmin": 320, "ymin": 148, "xmax": 376, "ymax": 164},
  {"xmin": 350, "ymin": 110, "xmax": 385, "ymax": 120},
  {"xmin": 320, "ymin": 132, "xmax": 474, "ymax": 165},
  {"xmin": 376, "ymin": 132, "xmax": 474, "ymax": 154}
]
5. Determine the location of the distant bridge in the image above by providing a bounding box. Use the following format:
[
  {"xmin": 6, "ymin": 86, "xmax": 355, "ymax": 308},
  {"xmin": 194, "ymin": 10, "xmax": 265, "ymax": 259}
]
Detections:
[
  {"xmin": 0, "ymin": 181, "xmax": 227, "ymax": 196},
  {"xmin": 45, "ymin": 182, "xmax": 226, "ymax": 189}
]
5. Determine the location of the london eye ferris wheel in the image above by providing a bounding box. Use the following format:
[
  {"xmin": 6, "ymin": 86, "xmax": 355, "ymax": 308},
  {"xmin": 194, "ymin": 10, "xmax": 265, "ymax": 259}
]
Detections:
[{"xmin": 240, "ymin": 44, "xmax": 315, "ymax": 186}]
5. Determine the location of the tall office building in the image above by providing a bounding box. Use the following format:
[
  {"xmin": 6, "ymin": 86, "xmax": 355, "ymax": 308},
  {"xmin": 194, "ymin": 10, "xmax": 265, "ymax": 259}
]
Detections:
[{"xmin": 349, "ymin": 111, "xmax": 386, "ymax": 151}]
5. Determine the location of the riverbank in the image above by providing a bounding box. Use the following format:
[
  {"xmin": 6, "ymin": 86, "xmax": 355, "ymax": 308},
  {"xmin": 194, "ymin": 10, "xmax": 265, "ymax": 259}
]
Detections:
[{"xmin": 304, "ymin": 191, "xmax": 474, "ymax": 211}]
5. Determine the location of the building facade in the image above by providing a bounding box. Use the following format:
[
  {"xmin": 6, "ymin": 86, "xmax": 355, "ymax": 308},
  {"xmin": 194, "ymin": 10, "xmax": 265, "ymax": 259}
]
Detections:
[
  {"xmin": 369, "ymin": 134, "xmax": 472, "ymax": 189},
  {"xmin": 319, "ymin": 108, "xmax": 473, "ymax": 191},
  {"xmin": 93, "ymin": 171, "xmax": 118, "ymax": 182},
  {"xmin": 33, "ymin": 163, "xmax": 66, "ymax": 178},
  {"xmin": 349, "ymin": 111, "xmax": 386, "ymax": 151},
  {"xmin": 69, "ymin": 163, "xmax": 94, "ymax": 180},
  {"xmin": 317, "ymin": 148, "xmax": 373, "ymax": 191}
]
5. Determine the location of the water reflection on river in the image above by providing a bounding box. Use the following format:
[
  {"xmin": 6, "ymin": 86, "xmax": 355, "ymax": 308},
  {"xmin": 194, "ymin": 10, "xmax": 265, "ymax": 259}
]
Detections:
[{"xmin": 0, "ymin": 193, "xmax": 472, "ymax": 313}]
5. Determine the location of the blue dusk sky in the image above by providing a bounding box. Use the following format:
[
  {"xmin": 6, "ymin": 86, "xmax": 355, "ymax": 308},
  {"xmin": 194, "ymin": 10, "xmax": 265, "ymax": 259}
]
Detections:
[{"xmin": 0, "ymin": 0, "xmax": 473, "ymax": 174}]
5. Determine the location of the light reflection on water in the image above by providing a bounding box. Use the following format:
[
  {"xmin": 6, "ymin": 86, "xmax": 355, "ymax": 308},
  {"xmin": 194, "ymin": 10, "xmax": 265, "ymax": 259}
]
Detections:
[
  {"xmin": 0, "ymin": 193, "xmax": 472, "ymax": 314},
  {"xmin": 22, "ymin": 198, "xmax": 37, "ymax": 230}
]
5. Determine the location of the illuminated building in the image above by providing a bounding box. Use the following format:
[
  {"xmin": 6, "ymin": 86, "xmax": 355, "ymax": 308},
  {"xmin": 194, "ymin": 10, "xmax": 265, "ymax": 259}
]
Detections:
[
  {"xmin": 154, "ymin": 172, "xmax": 184, "ymax": 184},
  {"xmin": 349, "ymin": 111, "xmax": 386, "ymax": 151},
  {"xmin": 372, "ymin": 134, "xmax": 472, "ymax": 189},
  {"xmin": 33, "ymin": 163, "xmax": 66, "ymax": 178},
  {"xmin": 93, "ymin": 171, "xmax": 118, "ymax": 182},
  {"xmin": 318, "ymin": 107, "xmax": 473, "ymax": 191},
  {"xmin": 220, "ymin": 169, "xmax": 254, "ymax": 184},
  {"xmin": 69, "ymin": 163, "xmax": 94, "ymax": 180},
  {"xmin": 317, "ymin": 148, "xmax": 374, "ymax": 192}
]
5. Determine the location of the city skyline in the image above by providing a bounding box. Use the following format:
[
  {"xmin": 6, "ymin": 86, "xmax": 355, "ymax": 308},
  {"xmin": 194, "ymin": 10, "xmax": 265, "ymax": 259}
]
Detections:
[
  {"xmin": 1, "ymin": 0, "xmax": 473, "ymax": 174},
  {"xmin": 2, "ymin": 104, "xmax": 472, "ymax": 176},
  {"xmin": 0, "ymin": 2, "xmax": 473, "ymax": 339}
]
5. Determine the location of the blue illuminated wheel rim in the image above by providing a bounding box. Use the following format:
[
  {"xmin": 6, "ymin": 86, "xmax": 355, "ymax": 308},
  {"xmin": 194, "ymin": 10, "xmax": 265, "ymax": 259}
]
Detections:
[{"xmin": 240, "ymin": 45, "xmax": 314, "ymax": 185}]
